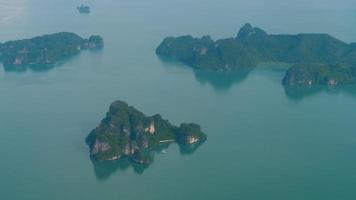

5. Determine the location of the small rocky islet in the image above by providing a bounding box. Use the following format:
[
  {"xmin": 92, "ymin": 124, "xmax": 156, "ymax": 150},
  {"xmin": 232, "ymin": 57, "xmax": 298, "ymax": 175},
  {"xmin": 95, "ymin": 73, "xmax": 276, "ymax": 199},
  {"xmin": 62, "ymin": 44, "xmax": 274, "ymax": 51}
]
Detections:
[
  {"xmin": 156, "ymin": 23, "xmax": 356, "ymax": 87},
  {"xmin": 77, "ymin": 5, "xmax": 90, "ymax": 14},
  {"xmin": 0, "ymin": 32, "xmax": 103, "ymax": 71},
  {"xmin": 86, "ymin": 100, "xmax": 207, "ymax": 165}
]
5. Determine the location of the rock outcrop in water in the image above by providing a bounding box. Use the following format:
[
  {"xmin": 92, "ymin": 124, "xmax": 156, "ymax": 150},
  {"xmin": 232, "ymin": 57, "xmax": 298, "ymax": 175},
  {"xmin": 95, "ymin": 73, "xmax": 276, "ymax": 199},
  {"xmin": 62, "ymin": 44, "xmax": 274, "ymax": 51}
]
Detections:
[
  {"xmin": 86, "ymin": 100, "xmax": 206, "ymax": 165},
  {"xmin": 156, "ymin": 23, "xmax": 356, "ymax": 86},
  {"xmin": 77, "ymin": 5, "xmax": 90, "ymax": 14},
  {"xmin": 0, "ymin": 32, "xmax": 103, "ymax": 71}
]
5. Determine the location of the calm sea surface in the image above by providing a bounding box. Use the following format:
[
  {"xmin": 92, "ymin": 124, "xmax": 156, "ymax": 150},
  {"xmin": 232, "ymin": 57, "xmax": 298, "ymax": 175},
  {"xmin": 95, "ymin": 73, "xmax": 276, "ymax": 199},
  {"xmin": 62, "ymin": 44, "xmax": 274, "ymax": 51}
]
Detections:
[{"xmin": 1, "ymin": 0, "xmax": 356, "ymax": 199}]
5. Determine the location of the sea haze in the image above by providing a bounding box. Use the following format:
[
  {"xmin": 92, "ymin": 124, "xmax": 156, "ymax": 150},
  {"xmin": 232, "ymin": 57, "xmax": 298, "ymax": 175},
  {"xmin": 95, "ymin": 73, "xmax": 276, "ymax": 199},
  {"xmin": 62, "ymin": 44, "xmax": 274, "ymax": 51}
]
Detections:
[{"xmin": 0, "ymin": 0, "xmax": 356, "ymax": 200}]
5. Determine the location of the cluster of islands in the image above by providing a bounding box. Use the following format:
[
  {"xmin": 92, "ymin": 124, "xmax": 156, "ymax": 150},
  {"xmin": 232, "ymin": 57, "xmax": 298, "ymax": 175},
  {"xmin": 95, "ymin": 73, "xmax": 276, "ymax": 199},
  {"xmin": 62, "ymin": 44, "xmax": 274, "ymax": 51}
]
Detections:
[
  {"xmin": 156, "ymin": 23, "xmax": 356, "ymax": 87},
  {"xmin": 0, "ymin": 31, "xmax": 207, "ymax": 168},
  {"xmin": 1, "ymin": 22, "xmax": 356, "ymax": 167}
]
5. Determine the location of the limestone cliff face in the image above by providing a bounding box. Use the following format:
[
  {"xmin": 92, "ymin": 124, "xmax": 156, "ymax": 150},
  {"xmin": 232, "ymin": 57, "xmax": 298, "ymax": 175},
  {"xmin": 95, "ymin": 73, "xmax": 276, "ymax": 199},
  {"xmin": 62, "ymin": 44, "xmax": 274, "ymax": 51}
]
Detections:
[{"xmin": 86, "ymin": 100, "xmax": 207, "ymax": 165}]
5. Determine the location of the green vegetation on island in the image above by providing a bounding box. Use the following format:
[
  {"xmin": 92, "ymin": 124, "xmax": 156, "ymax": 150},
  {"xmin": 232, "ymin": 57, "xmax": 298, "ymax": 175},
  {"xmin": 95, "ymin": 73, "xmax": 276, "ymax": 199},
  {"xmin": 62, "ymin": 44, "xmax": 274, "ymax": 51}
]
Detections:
[
  {"xmin": 156, "ymin": 23, "xmax": 356, "ymax": 86},
  {"xmin": 86, "ymin": 100, "xmax": 206, "ymax": 165},
  {"xmin": 0, "ymin": 32, "xmax": 103, "ymax": 71}
]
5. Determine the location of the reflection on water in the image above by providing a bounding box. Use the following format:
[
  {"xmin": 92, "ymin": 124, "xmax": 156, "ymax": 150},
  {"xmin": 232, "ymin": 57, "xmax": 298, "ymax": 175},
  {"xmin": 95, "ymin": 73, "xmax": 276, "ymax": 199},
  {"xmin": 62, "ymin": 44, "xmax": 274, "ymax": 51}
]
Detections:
[
  {"xmin": 193, "ymin": 69, "xmax": 251, "ymax": 91},
  {"xmin": 3, "ymin": 63, "xmax": 56, "ymax": 73},
  {"xmin": 90, "ymin": 142, "xmax": 204, "ymax": 180},
  {"xmin": 91, "ymin": 157, "xmax": 152, "ymax": 179},
  {"xmin": 159, "ymin": 54, "xmax": 356, "ymax": 101},
  {"xmin": 284, "ymin": 85, "xmax": 356, "ymax": 101},
  {"xmin": 0, "ymin": 52, "xmax": 92, "ymax": 73},
  {"xmin": 283, "ymin": 86, "xmax": 324, "ymax": 101},
  {"xmin": 91, "ymin": 158, "xmax": 131, "ymax": 180},
  {"xmin": 158, "ymin": 55, "xmax": 252, "ymax": 90}
]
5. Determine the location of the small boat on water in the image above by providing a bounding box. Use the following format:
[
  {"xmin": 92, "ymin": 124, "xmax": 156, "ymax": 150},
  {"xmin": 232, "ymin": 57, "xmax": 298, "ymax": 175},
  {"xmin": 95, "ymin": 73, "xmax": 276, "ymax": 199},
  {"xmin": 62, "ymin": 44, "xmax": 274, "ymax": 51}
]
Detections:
[
  {"xmin": 161, "ymin": 150, "xmax": 167, "ymax": 154},
  {"xmin": 77, "ymin": 4, "xmax": 90, "ymax": 14}
]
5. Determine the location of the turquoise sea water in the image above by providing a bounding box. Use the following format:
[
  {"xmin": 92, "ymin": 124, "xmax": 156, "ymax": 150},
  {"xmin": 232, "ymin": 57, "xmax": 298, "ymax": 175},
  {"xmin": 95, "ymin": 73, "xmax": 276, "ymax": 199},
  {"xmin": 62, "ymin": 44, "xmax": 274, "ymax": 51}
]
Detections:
[{"xmin": 1, "ymin": 0, "xmax": 356, "ymax": 199}]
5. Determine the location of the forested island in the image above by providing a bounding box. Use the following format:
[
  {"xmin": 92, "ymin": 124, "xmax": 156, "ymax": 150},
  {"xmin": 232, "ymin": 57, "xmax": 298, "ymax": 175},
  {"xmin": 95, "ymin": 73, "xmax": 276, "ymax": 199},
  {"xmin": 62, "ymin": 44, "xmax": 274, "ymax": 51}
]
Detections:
[
  {"xmin": 156, "ymin": 23, "xmax": 356, "ymax": 86},
  {"xmin": 0, "ymin": 32, "xmax": 103, "ymax": 71},
  {"xmin": 86, "ymin": 100, "xmax": 207, "ymax": 165}
]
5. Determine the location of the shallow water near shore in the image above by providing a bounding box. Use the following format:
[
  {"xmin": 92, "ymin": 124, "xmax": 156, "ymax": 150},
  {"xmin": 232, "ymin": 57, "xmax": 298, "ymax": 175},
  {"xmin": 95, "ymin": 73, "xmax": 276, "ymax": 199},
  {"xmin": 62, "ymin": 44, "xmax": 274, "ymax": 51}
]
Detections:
[{"xmin": 1, "ymin": 0, "xmax": 356, "ymax": 199}]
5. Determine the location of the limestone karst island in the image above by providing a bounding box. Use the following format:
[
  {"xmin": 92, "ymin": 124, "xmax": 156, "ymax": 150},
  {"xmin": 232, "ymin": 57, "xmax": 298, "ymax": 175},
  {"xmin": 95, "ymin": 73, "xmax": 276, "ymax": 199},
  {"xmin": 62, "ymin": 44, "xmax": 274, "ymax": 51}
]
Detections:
[
  {"xmin": 157, "ymin": 23, "xmax": 356, "ymax": 86},
  {"xmin": 2, "ymin": 1, "xmax": 356, "ymax": 199},
  {"xmin": 86, "ymin": 100, "xmax": 207, "ymax": 165},
  {"xmin": 0, "ymin": 32, "xmax": 103, "ymax": 71}
]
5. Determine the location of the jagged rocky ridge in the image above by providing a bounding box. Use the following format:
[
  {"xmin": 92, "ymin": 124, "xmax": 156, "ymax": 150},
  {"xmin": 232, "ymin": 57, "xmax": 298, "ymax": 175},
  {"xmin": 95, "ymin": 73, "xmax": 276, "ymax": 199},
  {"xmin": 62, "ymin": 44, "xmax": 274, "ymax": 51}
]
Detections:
[
  {"xmin": 156, "ymin": 23, "xmax": 356, "ymax": 86},
  {"xmin": 0, "ymin": 32, "xmax": 103, "ymax": 71},
  {"xmin": 86, "ymin": 100, "xmax": 207, "ymax": 165}
]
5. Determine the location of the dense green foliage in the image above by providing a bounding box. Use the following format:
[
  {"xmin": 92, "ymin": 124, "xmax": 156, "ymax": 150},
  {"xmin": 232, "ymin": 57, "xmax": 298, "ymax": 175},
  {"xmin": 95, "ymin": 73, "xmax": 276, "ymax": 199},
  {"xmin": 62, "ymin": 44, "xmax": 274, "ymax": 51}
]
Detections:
[
  {"xmin": 156, "ymin": 23, "xmax": 356, "ymax": 85},
  {"xmin": 86, "ymin": 100, "xmax": 206, "ymax": 165},
  {"xmin": 0, "ymin": 32, "xmax": 104, "ymax": 71},
  {"xmin": 157, "ymin": 23, "xmax": 356, "ymax": 70}
]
